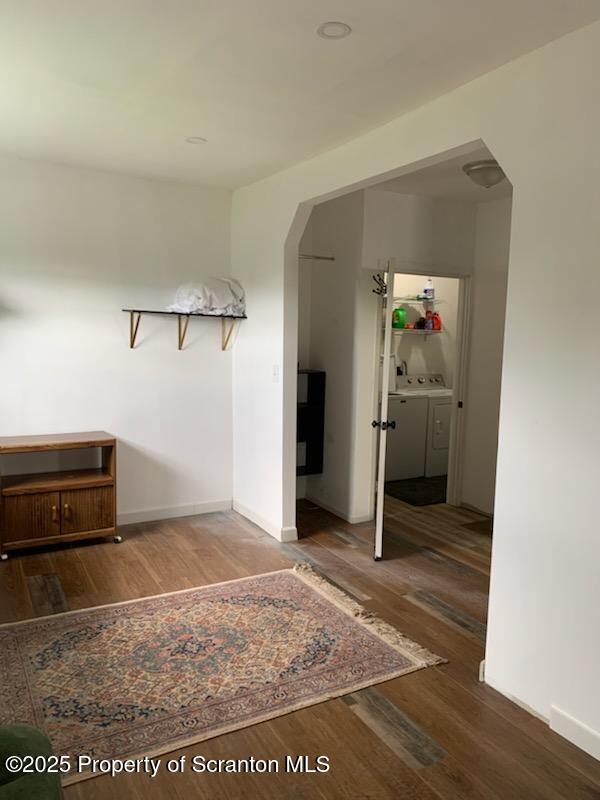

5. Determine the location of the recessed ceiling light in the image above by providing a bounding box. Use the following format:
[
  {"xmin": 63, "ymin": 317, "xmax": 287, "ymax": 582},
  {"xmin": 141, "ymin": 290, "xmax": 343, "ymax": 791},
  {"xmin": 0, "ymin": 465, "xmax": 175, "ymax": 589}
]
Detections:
[
  {"xmin": 317, "ymin": 21, "xmax": 352, "ymax": 39},
  {"xmin": 185, "ymin": 136, "xmax": 208, "ymax": 144}
]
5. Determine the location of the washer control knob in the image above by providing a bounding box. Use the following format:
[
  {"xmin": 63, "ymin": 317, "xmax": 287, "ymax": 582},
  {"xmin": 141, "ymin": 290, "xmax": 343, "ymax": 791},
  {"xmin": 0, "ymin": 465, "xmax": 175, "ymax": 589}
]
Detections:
[{"xmin": 418, "ymin": 377, "xmax": 425, "ymax": 384}]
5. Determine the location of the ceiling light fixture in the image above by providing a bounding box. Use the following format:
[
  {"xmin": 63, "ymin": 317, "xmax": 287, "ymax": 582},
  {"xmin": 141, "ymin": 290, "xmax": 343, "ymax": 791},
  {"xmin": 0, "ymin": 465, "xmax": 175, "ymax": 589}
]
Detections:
[
  {"xmin": 317, "ymin": 21, "xmax": 352, "ymax": 39},
  {"xmin": 462, "ymin": 159, "xmax": 506, "ymax": 188},
  {"xmin": 185, "ymin": 136, "xmax": 208, "ymax": 144}
]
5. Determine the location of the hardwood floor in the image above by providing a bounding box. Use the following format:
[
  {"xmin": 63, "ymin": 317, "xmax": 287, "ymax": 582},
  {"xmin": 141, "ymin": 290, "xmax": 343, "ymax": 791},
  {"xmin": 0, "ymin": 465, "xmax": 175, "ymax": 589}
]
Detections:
[{"xmin": 1, "ymin": 498, "xmax": 599, "ymax": 799}]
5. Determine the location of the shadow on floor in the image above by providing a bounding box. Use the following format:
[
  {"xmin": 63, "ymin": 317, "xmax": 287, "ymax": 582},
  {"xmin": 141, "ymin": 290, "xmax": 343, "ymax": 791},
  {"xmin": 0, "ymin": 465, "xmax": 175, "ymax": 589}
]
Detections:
[{"xmin": 385, "ymin": 475, "xmax": 447, "ymax": 506}]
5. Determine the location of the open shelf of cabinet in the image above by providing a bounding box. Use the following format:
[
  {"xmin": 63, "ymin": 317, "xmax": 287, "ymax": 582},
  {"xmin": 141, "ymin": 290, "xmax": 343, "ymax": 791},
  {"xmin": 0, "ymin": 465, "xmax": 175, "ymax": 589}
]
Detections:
[
  {"xmin": 0, "ymin": 431, "xmax": 119, "ymax": 558},
  {"xmin": 2, "ymin": 469, "xmax": 113, "ymax": 496},
  {"xmin": 297, "ymin": 370, "xmax": 325, "ymax": 476}
]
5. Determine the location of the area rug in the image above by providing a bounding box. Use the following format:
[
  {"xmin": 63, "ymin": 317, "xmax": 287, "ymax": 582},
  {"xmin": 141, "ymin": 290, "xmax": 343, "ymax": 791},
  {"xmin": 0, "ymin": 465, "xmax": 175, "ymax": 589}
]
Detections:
[{"xmin": 0, "ymin": 565, "xmax": 443, "ymax": 784}]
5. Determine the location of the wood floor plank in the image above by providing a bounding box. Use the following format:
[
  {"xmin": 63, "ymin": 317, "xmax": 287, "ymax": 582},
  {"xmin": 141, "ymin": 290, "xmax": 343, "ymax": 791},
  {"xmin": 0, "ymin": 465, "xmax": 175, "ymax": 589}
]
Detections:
[
  {"xmin": 343, "ymin": 687, "xmax": 448, "ymax": 769},
  {"xmin": 0, "ymin": 559, "xmax": 33, "ymax": 622},
  {"xmin": 405, "ymin": 589, "xmax": 487, "ymax": 642},
  {"xmin": 27, "ymin": 573, "xmax": 69, "ymax": 616}
]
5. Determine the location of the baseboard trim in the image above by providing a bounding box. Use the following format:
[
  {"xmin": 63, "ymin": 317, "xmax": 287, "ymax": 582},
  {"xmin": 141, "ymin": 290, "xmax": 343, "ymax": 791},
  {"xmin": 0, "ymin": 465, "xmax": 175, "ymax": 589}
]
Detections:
[
  {"xmin": 280, "ymin": 526, "xmax": 299, "ymax": 543},
  {"xmin": 118, "ymin": 499, "xmax": 232, "ymax": 526},
  {"xmin": 550, "ymin": 706, "xmax": 600, "ymax": 760},
  {"xmin": 232, "ymin": 501, "xmax": 298, "ymax": 543},
  {"xmin": 484, "ymin": 675, "xmax": 548, "ymax": 724},
  {"xmin": 459, "ymin": 501, "xmax": 493, "ymax": 518},
  {"xmin": 305, "ymin": 495, "xmax": 373, "ymax": 525}
]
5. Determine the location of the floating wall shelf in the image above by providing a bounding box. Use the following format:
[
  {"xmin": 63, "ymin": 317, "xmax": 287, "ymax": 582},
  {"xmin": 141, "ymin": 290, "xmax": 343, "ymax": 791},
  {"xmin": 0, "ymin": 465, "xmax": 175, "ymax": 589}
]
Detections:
[{"xmin": 122, "ymin": 309, "xmax": 246, "ymax": 351}]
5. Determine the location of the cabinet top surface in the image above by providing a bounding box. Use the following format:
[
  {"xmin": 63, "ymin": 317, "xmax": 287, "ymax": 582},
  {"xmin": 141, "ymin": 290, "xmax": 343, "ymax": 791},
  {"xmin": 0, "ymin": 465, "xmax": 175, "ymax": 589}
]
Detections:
[{"xmin": 0, "ymin": 431, "xmax": 115, "ymax": 453}]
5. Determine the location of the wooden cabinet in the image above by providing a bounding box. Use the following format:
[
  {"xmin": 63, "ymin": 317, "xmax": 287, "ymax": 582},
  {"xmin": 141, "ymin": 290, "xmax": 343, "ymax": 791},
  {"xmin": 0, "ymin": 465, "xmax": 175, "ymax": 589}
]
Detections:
[
  {"xmin": 61, "ymin": 487, "xmax": 113, "ymax": 534},
  {"xmin": 0, "ymin": 432, "xmax": 118, "ymax": 558},
  {"xmin": 2, "ymin": 492, "xmax": 61, "ymax": 543}
]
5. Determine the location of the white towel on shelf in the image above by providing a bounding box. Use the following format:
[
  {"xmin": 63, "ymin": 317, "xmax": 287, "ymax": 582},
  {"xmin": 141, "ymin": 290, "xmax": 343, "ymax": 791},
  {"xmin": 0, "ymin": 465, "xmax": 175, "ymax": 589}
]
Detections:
[{"xmin": 167, "ymin": 278, "xmax": 245, "ymax": 316}]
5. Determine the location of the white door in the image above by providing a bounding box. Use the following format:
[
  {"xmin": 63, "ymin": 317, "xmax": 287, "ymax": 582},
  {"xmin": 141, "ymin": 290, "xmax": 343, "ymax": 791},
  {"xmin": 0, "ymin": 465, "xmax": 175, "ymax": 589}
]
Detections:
[
  {"xmin": 385, "ymin": 397, "xmax": 428, "ymax": 480},
  {"xmin": 374, "ymin": 262, "xmax": 395, "ymax": 560}
]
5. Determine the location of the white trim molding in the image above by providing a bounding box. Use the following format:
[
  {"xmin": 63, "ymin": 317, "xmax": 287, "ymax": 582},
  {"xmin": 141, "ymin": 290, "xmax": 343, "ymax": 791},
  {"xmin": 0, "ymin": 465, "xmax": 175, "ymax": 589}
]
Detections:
[
  {"xmin": 118, "ymin": 499, "xmax": 232, "ymax": 526},
  {"xmin": 305, "ymin": 496, "xmax": 373, "ymax": 525},
  {"xmin": 280, "ymin": 525, "xmax": 299, "ymax": 543},
  {"xmin": 550, "ymin": 706, "xmax": 600, "ymax": 761},
  {"xmin": 233, "ymin": 501, "xmax": 298, "ymax": 542}
]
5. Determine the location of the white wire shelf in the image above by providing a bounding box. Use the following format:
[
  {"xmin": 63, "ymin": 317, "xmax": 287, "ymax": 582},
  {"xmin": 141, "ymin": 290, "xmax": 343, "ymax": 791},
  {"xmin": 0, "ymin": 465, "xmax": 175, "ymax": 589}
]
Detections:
[
  {"xmin": 392, "ymin": 296, "xmax": 445, "ymax": 306},
  {"xmin": 392, "ymin": 328, "xmax": 443, "ymax": 335}
]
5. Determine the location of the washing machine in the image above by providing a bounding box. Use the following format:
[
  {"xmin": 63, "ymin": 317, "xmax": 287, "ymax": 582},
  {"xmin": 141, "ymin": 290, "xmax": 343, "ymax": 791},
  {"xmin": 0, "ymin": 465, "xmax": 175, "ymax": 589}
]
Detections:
[{"xmin": 387, "ymin": 374, "xmax": 453, "ymax": 479}]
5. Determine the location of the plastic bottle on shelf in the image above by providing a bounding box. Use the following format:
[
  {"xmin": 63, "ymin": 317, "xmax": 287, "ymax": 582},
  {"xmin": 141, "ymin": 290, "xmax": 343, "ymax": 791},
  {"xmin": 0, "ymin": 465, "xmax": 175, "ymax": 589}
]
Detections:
[
  {"xmin": 433, "ymin": 312, "xmax": 442, "ymax": 331},
  {"xmin": 392, "ymin": 307, "xmax": 406, "ymax": 329},
  {"xmin": 423, "ymin": 277, "xmax": 435, "ymax": 300}
]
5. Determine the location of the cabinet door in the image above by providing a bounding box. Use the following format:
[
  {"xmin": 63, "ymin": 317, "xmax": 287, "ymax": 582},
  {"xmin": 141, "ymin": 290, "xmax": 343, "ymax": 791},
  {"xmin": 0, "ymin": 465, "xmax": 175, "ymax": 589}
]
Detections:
[
  {"xmin": 61, "ymin": 487, "xmax": 114, "ymax": 534},
  {"xmin": 2, "ymin": 492, "xmax": 61, "ymax": 543},
  {"xmin": 385, "ymin": 397, "xmax": 428, "ymax": 481}
]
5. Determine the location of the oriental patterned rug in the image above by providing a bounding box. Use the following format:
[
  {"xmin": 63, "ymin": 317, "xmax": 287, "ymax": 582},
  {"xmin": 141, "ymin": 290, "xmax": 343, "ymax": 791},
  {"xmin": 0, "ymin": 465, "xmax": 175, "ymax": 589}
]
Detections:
[{"xmin": 0, "ymin": 565, "xmax": 443, "ymax": 784}]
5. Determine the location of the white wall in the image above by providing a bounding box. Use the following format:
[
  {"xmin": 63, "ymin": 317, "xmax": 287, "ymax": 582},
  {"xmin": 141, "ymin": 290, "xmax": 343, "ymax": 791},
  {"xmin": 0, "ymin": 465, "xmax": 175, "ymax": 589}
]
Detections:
[
  {"xmin": 0, "ymin": 156, "xmax": 233, "ymax": 523},
  {"xmin": 392, "ymin": 274, "xmax": 459, "ymax": 387},
  {"xmin": 232, "ymin": 21, "xmax": 600, "ymax": 755},
  {"xmin": 362, "ymin": 191, "xmax": 476, "ymax": 272},
  {"xmin": 460, "ymin": 197, "xmax": 512, "ymax": 514},
  {"xmin": 297, "ymin": 220, "xmax": 314, "ymax": 369},
  {"xmin": 300, "ymin": 192, "xmax": 379, "ymax": 523}
]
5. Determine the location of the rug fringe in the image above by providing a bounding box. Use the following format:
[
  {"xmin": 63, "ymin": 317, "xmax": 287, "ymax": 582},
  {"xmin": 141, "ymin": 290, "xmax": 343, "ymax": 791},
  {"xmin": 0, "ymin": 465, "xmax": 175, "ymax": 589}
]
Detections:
[{"xmin": 292, "ymin": 562, "xmax": 446, "ymax": 667}]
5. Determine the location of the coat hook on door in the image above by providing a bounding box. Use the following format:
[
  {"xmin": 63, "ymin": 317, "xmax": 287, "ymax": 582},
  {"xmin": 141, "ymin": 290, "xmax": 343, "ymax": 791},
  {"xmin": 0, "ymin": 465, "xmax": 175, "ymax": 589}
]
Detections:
[{"xmin": 372, "ymin": 273, "xmax": 387, "ymax": 296}]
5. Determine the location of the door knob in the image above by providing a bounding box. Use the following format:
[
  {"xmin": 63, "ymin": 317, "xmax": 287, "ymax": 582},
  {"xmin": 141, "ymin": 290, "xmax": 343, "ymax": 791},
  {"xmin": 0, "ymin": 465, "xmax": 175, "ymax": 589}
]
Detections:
[
  {"xmin": 63, "ymin": 503, "xmax": 72, "ymax": 520},
  {"xmin": 51, "ymin": 505, "xmax": 59, "ymax": 523}
]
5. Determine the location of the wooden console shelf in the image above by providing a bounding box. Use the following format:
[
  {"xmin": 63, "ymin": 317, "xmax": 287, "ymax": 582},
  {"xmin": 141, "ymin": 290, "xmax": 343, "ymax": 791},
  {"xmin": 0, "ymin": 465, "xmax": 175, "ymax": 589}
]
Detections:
[{"xmin": 0, "ymin": 431, "xmax": 119, "ymax": 559}]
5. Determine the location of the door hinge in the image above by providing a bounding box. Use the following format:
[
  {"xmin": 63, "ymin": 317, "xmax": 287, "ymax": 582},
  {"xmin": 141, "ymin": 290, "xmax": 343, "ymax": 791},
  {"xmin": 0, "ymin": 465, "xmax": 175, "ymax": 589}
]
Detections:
[
  {"xmin": 458, "ymin": 401, "xmax": 464, "ymax": 409},
  {"xmin": 372, "ymin": 420, "xmax": 396, "ymax": 430}
]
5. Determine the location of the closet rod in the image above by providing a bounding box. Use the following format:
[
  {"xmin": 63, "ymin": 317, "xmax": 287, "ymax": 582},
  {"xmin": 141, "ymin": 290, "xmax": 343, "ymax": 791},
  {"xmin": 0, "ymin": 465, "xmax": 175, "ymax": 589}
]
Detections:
[{"xmin": 299, "ymin": 254, "xmax": 335, "ymax": 261}]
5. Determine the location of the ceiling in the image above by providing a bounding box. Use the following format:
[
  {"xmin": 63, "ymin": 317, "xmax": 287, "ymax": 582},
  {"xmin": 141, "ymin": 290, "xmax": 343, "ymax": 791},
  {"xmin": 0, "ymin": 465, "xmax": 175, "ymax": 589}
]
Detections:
[
  {"xmin": 377, "ymin": 147, "xmax": 513, "ymax": 202},
  {"xmin": 0, "ymin": 1, "xmax": 598, "ymax": 189}
]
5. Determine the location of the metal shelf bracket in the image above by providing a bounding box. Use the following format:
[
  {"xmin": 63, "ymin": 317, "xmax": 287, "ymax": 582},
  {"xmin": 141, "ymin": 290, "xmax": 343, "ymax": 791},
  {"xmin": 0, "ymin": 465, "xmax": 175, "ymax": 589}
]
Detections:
[
  {"xmin": 129, "ymin": 311, "xmax": 142, "ymax": 348},
  {"xmin": 221, "ymin": 318, "xmax": 237, "ymax": 351},
  {"xmin": 177, "ymin": 315, "xmax": 190, "ymax": 350}
]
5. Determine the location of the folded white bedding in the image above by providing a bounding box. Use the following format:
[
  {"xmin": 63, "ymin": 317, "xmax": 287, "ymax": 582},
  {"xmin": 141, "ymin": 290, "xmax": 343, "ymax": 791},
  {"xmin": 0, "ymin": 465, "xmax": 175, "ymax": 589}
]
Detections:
[{"xmin": 167, "ymin": 278, "xmax": 245, "ymax": 316}]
